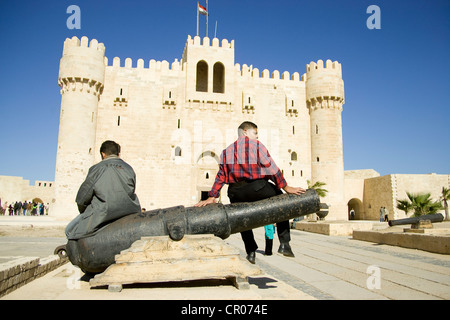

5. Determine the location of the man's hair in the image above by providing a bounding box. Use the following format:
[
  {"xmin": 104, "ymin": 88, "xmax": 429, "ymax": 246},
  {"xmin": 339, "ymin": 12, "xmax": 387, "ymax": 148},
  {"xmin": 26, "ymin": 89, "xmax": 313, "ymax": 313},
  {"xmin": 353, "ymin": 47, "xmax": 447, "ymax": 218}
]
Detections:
[
  {"xmin": 238, "ymin": 121, "xmax": 257, "ymax": 136},
  {"xmin": 100, "ymin": 140, "xmax": 121, "ymax": 156}
]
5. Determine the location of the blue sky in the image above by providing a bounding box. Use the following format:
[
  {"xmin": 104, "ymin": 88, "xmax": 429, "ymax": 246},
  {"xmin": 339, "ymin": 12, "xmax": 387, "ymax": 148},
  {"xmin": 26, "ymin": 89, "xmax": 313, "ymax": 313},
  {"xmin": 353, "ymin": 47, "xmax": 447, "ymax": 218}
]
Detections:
[{"xmin": 0, "ymin": 0, "xmax": 449, "ymax": 184}]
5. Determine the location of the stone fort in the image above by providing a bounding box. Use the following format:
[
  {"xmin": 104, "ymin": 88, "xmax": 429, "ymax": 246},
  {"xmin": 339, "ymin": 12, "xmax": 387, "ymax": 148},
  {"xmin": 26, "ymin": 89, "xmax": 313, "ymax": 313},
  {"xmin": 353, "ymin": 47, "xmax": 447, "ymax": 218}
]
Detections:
[
  {"xmin": 2, "ymin": 35, "xmax": 447, "ymax": 221},
  {"xmin": 52, "ymin": 34, "xmax": 349, "ymax": 220}
]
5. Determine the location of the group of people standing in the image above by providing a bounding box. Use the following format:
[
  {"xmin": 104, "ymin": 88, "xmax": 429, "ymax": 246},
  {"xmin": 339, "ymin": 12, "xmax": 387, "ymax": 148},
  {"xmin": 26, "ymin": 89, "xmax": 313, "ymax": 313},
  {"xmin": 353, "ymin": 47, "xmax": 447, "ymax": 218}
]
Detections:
[{"xmin": 0, "ymin": 200, "xmax": 49, "ymax": 216}]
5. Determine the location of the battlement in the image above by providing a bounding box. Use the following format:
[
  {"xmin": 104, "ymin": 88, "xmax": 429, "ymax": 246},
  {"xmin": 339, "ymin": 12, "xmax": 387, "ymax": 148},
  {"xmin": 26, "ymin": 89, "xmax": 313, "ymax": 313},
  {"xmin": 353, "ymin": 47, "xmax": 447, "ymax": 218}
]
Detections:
[
  {"xmin": 306, "ymin": 59, "xmax": 342, "ymax": 77},
  {"xmin": 185, "ymin": 35, "xmax": 234, "ymax": 49},
  {"xmin": 107, "ymin": 56, "xmax": 182, "ymax": 73},
  {"xmin": 235, "ymin": 63, "xmax": 302, "ymax": 82},
  {"xmin": 62, "ymin": 36, "xmax": 105, "ymax": 55}
]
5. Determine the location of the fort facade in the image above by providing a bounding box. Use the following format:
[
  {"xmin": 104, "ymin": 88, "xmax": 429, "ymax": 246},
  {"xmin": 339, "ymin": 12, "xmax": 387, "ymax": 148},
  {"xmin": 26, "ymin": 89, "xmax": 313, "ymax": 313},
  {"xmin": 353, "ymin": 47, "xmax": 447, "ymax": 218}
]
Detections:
[{"xmin": 52, "ymin": 35, "xmax": 347, "ymax": 220}]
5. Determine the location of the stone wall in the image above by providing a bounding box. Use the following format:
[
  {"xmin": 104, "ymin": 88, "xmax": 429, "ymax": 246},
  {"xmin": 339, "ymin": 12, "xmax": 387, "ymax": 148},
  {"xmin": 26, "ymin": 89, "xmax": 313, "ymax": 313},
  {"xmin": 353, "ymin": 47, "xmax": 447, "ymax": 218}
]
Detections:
[
  {"xmin": 0, "ymin": 255, "xmax": 67, "ymax": 297},
  {"xmin": 362, "ymin": 173, "xmax": 449, "ymax": 220},
  {"xmin": 0, "ymin": 175, "xmax": 55, "ymax": 207}
]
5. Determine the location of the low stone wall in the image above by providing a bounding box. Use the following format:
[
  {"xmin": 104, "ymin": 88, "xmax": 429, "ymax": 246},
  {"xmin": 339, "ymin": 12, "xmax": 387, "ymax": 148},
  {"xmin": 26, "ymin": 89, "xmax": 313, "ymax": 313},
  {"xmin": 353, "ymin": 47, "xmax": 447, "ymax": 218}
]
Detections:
[
  {"xmin": 294, "ymin": 221, "xmax": 379, "ymax": 236},
  {"xmin": 353, "ymin": 230, "xmax": 450, "ymax": 255},
  {"xmin": 0, "ymin": 255, "xmax": 68, "ymax": 297}
]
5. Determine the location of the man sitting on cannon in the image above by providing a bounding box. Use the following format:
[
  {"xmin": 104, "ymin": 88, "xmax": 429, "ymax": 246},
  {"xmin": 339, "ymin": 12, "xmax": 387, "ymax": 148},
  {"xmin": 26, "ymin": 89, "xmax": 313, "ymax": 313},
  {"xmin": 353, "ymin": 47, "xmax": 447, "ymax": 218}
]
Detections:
[
  {"xmin": 195, "ymin": 121, "xmax": 306, "ymax": 264},
  {"xmin": 65, "ymin": 140, "xmax": 141, "ymax": 240}
]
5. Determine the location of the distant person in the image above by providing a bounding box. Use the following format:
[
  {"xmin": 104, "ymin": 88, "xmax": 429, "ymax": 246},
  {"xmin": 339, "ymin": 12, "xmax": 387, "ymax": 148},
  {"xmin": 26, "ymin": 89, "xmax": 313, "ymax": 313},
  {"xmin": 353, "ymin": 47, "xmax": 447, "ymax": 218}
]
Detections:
[
  {"xmin": 39, "ymin": 203, "xmax": 45, "ymax": 215},
  {"xmin": 65, "ymin": 140, "xmax": 141, "ymax": 240},
  {"xmin": 31, "ymin": 202, "xmax": 37, "ymax": 215},
  {"xmin": 22, "ymin": 201, "xmax": 28, "ymax": 216},
  {"xmin": 26, "ymin": 201, "xmax": 32, "ymax": 215},
  {"xmin": 349, "ymin": 208, "xmax": 355, "ymax": 220},
  {"xmin": 1, "ymin": 201, "xmax": 6, "ymax": 216}
]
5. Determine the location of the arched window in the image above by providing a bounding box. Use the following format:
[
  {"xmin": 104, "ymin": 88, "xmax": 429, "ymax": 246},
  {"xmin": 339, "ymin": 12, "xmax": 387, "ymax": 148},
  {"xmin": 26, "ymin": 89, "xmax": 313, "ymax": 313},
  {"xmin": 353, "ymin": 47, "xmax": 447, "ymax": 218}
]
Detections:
[
  {"xmin": 175, "ymin": 146, "xmax": 182, "ymax": 157},
  {"xmin": 213, "ymin": 62, "xmax": 225, "ymax": 93},
  {"xmin": 196, "ymin": 60, "xmax": 208, "ymax": 92}
]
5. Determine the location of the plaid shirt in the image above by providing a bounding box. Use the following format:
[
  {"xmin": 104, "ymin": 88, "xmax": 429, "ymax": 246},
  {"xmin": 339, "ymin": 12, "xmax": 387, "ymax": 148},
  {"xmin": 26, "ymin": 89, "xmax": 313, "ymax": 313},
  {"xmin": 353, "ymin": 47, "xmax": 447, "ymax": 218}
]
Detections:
[{"xmin": 208, "ymin": 136, "xmax": 287, "ymax": 198}]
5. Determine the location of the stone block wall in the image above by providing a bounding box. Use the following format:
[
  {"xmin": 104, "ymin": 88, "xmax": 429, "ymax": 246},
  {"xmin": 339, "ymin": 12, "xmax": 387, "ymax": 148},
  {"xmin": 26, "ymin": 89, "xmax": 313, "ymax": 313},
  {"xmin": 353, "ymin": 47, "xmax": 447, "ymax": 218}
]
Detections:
[{"xmin": 0, "ymin": 255, "xmax": 68, "ymax": 297}]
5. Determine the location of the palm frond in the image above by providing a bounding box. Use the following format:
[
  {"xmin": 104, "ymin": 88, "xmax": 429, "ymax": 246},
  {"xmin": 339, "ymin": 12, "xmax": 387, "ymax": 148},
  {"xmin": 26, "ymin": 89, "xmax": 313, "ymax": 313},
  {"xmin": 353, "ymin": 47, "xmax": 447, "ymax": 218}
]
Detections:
[{"xmin": 307, "ymin": 180, "xmax": 328, "ymax": 198}]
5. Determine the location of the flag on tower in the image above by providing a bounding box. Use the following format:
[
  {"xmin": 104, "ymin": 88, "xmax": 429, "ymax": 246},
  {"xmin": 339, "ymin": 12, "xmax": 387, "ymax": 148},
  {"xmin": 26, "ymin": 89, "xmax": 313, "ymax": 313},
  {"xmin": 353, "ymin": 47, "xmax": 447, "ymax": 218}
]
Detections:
[{"xmin": 198, "ymin": 3, "xmax": 208, "ymax": 16}]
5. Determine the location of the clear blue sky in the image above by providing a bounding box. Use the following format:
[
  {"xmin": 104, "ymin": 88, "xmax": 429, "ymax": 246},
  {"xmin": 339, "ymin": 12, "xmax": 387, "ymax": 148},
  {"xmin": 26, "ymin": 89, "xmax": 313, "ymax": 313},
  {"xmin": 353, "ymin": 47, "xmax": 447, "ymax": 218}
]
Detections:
[{"xmin": 0, "ymin": 0, "xmax": 449, "ymax": 184}]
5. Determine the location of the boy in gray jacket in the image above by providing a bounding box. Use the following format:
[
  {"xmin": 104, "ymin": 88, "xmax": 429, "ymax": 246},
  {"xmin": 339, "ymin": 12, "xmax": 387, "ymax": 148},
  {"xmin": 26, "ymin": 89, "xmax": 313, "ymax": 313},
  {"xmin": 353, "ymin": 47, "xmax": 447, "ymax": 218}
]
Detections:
[{"xmin": 65, "ymin": 141, "xmax": 141, "ymax": 240}]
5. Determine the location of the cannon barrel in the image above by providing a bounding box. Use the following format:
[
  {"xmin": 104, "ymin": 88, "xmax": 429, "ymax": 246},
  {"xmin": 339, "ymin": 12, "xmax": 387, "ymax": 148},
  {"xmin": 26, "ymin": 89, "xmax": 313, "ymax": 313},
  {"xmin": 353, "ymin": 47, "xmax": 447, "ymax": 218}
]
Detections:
[
  {"xmin": 66, "ymin": 189, "xmax": 320, "ymax": 273},
  {"xmin": 388, "ymin": 213, "xmax": 444, "ymax": 227}
]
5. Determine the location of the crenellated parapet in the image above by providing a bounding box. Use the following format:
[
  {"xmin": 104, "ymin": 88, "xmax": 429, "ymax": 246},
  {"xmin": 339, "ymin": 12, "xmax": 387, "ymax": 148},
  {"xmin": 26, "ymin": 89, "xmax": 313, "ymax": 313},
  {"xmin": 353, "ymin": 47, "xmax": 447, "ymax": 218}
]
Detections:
[
  {"xmin": 235, "ymin": 63, "xmax": 302, "ymax": 82},
  {"xmin": 305, "ymin": 59, "xmax": 344, "ymax": 111},
  {"xmin": 306, "ymin": 59, "xmax": 342, "ymax": 77},
  {"xmin": 58, "ymin": 36, "xmax": 106, "ymax": 99},
  {"xmin": 185, "ymin": 35, "xmax": 234, "ymax": 49},
  {"xmin": 108, "ymin": 56, "xmax": 182, "ymax": 73},
  {"xmin": 62, "ymin": 36, "xmax": 105, "ymax": 55}
]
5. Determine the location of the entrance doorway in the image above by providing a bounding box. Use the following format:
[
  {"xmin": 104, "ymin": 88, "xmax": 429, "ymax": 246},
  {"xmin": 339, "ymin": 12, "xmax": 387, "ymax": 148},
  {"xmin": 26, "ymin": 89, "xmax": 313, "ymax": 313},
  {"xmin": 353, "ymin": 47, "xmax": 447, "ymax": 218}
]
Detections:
[
  {"xmin": 201, "ymin": 191, "xmax": 209, "ymax": 201},
  {"xmin": 347, "ymin": 198, "xmax": 363, "ymax": 220}
]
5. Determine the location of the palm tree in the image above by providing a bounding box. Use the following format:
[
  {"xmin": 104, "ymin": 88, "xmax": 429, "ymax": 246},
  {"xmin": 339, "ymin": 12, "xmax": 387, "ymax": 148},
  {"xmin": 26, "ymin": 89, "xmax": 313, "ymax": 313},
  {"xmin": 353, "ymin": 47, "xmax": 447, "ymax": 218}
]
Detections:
[
  {"xmin": 306, "ymin": 180, "xmax": 328, "ymax": 221},
  {"xmin": 440, "ymin": 187, "xmax": 449, "ymax": 220},
  {"xmin": 307, "ymin": 180, "xmax": 328, "ymax": 198},
  {"xmin": 396, "ymin": 199, "xmax": 412, "ymax": 216},
  {"xmin": 397, "ymin": 192, "xmax": 443, "ymax": 217}
]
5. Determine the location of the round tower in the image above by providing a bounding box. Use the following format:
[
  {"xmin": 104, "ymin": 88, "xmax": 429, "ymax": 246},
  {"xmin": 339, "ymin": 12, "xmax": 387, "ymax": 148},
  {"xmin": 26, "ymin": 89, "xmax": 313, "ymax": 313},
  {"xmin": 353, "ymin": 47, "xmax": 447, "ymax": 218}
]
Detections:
[
  {"xmin": 305, "ymin": 59, "xmax": 346, "ymax": 220},
  {"xmin": 52, "ymin": 36, "xmax": 106, "ymax": 219}
]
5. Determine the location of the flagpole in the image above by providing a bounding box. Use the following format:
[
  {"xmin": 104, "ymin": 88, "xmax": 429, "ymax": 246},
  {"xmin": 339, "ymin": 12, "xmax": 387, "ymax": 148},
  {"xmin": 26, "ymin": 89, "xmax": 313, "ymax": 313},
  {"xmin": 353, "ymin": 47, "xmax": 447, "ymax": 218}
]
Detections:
[
  {"xmin": 214, "ymin": 20, "xmax": 217, "ymax": 38},
  {"xmin": 206, "ymin": 0, "xmax": 209, "ymax": 38},
  {"xmin": 196, "ymin": 2, "xmax": 199, "ymax": 37}
]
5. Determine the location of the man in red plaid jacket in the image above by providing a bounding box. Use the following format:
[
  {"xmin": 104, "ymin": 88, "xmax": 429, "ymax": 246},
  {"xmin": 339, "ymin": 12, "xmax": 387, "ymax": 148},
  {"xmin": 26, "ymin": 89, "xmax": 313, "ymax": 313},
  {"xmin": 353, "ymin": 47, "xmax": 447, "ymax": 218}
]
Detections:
[{"xmin": 196, "ymin": 121, "xmax": 305, "ymax": 264}]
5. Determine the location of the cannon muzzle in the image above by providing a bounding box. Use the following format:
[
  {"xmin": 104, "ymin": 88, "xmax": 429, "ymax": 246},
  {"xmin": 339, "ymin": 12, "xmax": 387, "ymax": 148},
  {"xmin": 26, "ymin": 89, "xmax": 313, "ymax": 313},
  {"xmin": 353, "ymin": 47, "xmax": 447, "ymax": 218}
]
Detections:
[
  {"xmin": 388, "ymin": 213, "xmax": 444, "ymax": 227},
  {"xmin": 66, "ymin": 189, "xmax": 320, "ymax": 273}
]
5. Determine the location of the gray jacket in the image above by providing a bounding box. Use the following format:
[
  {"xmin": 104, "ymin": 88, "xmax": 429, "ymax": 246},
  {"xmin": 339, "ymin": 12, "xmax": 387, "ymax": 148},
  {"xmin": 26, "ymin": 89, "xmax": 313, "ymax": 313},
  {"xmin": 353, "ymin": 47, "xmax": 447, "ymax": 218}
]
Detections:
[{"xmin": 65, "ymin": 156, "xmax": 141, "ymax": 240}]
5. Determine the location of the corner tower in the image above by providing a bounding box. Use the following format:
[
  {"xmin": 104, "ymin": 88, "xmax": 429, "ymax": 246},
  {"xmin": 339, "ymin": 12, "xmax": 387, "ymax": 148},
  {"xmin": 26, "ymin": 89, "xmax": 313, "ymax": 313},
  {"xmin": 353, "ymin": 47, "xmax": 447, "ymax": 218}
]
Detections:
[
  {"xmin": 305, "ymin": 59, "xmax": 346, "ymax": 220},
  {"xmin": 53, "ymin": 36, "xmax": 106, "ymax": 219}
]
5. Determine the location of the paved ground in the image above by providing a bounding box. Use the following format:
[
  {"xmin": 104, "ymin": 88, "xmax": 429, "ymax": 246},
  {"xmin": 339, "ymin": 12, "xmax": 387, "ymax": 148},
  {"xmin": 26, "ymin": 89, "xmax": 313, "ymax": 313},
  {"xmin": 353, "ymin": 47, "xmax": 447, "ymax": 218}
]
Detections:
[
  {"xmin": 227, "ymin": 228, "xmax": 450, "ymax": 300},
  {"xmin": 1, "ymin": 218, "xmax": 449, "ymax": 300},
  {"xmin": 0, "ymin": 236, "xmax": 65, "ymax": 264}
]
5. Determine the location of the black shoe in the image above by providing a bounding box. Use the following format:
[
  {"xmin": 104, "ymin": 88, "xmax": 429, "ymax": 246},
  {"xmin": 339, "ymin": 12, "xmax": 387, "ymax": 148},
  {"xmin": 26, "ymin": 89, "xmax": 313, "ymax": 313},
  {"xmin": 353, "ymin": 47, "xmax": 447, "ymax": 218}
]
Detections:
[
  {"xmin": 264, "ymin": 239, "xmax": 273, "ymax": 256},
  {"xmin": 246, "ymin": 251, "xmax": 256, "ymax": 264},
  {"xmin": 278, "ymin": 243, "xmax": 295, "ymax": 257}
]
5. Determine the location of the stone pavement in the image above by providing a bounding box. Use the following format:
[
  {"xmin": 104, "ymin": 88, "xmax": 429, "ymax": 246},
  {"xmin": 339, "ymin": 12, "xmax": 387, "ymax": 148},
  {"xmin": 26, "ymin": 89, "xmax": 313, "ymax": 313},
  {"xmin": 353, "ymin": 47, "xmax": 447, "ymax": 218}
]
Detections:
[
  {"xmin": 1, "ymin": 219, "xmax": 449, "ymax": 300},
  {"xmin": 226, "ymin": 228, "xmax": 450, "ymax": 300}
]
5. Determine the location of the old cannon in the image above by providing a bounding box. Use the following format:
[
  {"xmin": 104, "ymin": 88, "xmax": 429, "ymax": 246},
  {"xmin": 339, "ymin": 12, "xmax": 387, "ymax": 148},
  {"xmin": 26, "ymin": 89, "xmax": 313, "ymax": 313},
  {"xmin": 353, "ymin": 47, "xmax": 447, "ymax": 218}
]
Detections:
[
  {"xmin": 66, "ymin": 189, "xmax": 320, "ymax": 273},
  {"xmin": 388, "ymin": 213, "xmax": 444, "ymax": 227}
]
